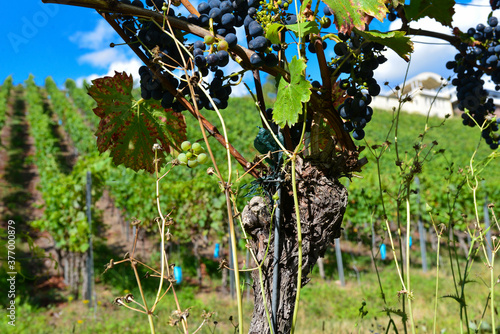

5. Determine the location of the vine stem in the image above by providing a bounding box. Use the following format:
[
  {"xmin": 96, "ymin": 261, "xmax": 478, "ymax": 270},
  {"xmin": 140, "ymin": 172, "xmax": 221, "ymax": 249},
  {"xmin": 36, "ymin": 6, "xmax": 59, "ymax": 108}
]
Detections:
[
  {"xmin": 471, "ymin": 175, "xmax": 497, "ymax": 334},
  {"xmin": 431, "ymin": 218, "xmax": 443, "ymax": 334},
  {"xmin": 153, "ymin": 150, "xmax": 188, "ymax": 333},
  {"xmin": 490, "ymin": 252, "xmax": 496, "ymax": 334},
  {"xmin": 159, "ymin": 10, "xmax": 244, "ymax": 329},
  {"xmin": 290, "ymin": 154, "xmax": 302, "ymax": 334},
  {"xmin": 375, "ymin": 159, "xmax": 407, "ymax": 291},
  {"xmin": 195, "ymin": 85, "xmax": 243, "ymax": 333},
  {"xmin": 131, "ymin": 260, "xmax": 156, "ymax": 334},
  {"xmin": 152, "ymin": 149, "xmax": 166, "ymax": 315},
  {"xmin": 405, "ymin": 187, "xmax": 415, "ymax": 334},
  {"xmin": 225, "ymin": 190, "xmax": 244, "ymax": 334},
  {"xmin": 290, "ymin": 109, "xmax": 308, "ymax": 334}
]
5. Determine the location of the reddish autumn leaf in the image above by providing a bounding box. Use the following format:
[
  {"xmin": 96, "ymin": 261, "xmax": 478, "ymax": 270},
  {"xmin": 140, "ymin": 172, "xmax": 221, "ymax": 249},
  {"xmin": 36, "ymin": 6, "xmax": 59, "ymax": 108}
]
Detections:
[
  {"xmin": 87, "ymin": 71, "xmax": 187, "ymax": 173},
  {"xmin": 322, "ymin": 0, "xmax": 387, "ymax": 33}
]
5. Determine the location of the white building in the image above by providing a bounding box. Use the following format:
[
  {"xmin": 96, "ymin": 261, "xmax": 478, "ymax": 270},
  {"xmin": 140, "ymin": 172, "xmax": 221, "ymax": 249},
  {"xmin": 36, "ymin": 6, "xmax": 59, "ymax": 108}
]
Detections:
[{"xmin": 371, "ymin": 72, "xmax": 454, "ymax": 118}]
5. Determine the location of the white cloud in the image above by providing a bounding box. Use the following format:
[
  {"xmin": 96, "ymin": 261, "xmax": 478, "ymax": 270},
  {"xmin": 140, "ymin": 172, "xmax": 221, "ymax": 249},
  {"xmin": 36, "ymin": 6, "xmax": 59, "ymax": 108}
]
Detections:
[
  {"xmin": 105, "ymin": 58, "xmax": 143, "ymax": 78},
  {"xmin": 71, "ymin": 19, "xmax": 142, "ymax": 86},
  {"xmin": 70, "ymin": 19, "xmax": 117, "ymax": 50},
  {"xmin": 75, "ymin": 58, "xmax": 143, "ymax": 87},
  {"xmin": 374, "ymin": 0, "xmax": 494, "ymax": 90},
  {"xmin": 77, "ymin": 48, "xmax": 129, "ymax": 68}
]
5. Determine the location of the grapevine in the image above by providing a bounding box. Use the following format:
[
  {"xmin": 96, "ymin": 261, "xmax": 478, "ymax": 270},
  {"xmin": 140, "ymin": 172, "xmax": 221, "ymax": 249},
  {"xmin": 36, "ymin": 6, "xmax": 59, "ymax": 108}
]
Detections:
[
  {"xmin": 40, "ymin": 0, "xmax": 500, "ymax": 333},
  {"xmin": 0, "ymin": 76, "xmax": 13, "ymax": 144}
]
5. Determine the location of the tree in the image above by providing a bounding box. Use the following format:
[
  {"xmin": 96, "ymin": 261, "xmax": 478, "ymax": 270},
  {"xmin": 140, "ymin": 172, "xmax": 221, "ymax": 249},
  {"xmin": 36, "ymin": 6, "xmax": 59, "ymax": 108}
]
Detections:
[{"xmin": 41, "ymin": 0, "xmax": 500, "ymax": 333}]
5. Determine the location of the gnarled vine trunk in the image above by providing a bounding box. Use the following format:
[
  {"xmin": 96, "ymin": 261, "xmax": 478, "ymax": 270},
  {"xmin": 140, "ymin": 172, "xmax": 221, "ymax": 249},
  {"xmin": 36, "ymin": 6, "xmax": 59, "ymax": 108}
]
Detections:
[{"xmin": 242, "ymin": 156, "xmax": 348, "ymax": 333}]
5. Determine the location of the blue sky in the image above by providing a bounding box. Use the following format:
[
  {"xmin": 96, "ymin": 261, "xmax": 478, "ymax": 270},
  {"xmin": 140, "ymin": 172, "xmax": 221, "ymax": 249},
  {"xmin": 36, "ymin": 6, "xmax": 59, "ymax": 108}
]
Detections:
[{"xmin": 1, "ymin": 0, "xmax": 496, "ymax": 94}]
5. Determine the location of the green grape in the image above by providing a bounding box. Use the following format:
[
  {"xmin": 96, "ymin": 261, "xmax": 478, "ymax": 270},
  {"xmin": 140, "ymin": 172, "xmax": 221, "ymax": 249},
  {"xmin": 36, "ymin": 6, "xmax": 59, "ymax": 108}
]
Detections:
[
  {"xmin": 218, "ymin": 40, "xmax": 229, "ymax": 51},
  {"xmin": 192, "ymin": 142, "xmax": 204, "ymax": 154},
  {"xmin": 186, "ymin": 151, "xmax": 193, "ymax": 159},
  {"xmin": 181, "ymin": 140, "xmax": 192, "ymax": 151},
  {"xmin": 177, "ymin": 153, "xmax": 188, "ymax": 165},
  {"xmin": 204, "ymin": 35, "xmax": 215, "ymax": 45},
  {"xmin": 188, "ymin": 158, "xmax": 199, "ymax": 168},
  {"xmin": 321, "ymin": 17, "xmax": 331, "ymax": 29},
  {"xmin": 197, "ymin": 153, "xmax": 208, "ymax": 164}
]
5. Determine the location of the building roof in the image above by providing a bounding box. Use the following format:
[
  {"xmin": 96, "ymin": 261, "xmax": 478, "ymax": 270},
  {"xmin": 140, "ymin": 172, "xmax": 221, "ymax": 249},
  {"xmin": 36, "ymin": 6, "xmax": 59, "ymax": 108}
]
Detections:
[{"xmin": 389, "ymin": 72, "xmax": 450, "ymax": 98}]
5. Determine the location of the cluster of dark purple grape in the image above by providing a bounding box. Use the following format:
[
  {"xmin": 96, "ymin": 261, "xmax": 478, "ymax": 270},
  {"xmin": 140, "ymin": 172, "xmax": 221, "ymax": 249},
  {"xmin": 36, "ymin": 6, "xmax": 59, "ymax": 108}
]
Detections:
[
  {"xmin": 491, "ymin": 0, "xmax": 500, "ymax": 11},
  {"xmin": 126, "ymin": 0, "xmax": 285, "ymax": 111},
  {"xmin": 139, "ymin": 65, "xmax": 187, "ymax": 112},
  {"xmin": 193, "ymin": 0, "xmax": 279, "ymax": 68},
  {"xmin": 385, "ymin": 3, "xmax": 399, "ymax": 22},
  {"xmin": 333, "ymin": 33, "xmax": 386, "ymax": 140},
  {"xmin": 446, "ymin": 17, "xmax": 500, "ymax": 149},
  {"xmin": 131, "ymin": 8, "xmax": 191, "ymax": 112}
]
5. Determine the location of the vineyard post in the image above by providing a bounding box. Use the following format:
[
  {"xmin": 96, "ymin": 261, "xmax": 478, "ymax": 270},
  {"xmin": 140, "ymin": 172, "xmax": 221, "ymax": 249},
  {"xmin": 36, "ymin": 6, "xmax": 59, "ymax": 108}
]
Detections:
[
  {"xmin": 484, "ymin": 192, "xmax": 492, "ymax": 263},
  {"xmin": 334, "ymin": 238, "xmax": 345, "ymax": 287},
  {"xmin": 271, "ymin": 175, "xmax": 282, "ymax": 333},
  {"xmin": 415, "ymin": 177, "xmax": 427, "ymax": 273},
  {"xmin": 86, "ymin": 170, "xmax": 95, "ymax": 309}
]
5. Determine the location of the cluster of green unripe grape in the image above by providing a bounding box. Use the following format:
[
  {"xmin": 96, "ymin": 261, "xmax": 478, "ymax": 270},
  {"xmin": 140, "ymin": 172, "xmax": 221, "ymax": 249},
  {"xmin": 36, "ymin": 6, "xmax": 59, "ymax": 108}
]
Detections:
[
  {"xmin": 256, "ymin": 0, "xmax": 293, "ymax": 30},
  {"xmin": 177, "ymin": 141, "xmax": 208, "ymax": 168}
]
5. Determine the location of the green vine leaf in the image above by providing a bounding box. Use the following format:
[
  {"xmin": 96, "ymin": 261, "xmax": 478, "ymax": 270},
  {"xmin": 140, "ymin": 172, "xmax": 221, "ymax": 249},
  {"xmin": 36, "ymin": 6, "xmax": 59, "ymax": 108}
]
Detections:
[
  {"xmin": 404, "ymin": 0, "xmax": 455, "ymax": 27},
  {"xmin": 285, "ymin": 21, "xmax": 320, "ymax": 38},
  {"xmin": 355, "ymin": 29, "xmax": 414, "ymax": 61},
  {"xmin": 322, "ymin": 0, "xmax": 387, "ymax": 33},
  {"xmin": 266, "ymin": 23, "xmax": 286, "ymax": 45},
  {"xmin": 273, "ymin": 57, "xmax": 311, "ymax": 128},
  {"xmin": 87, "ymin": 71, "xmax": 187, "ymax": 173},
  {"xmin": 266, "ymin": 21, "xmax": 318, "ymax": 44}
]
